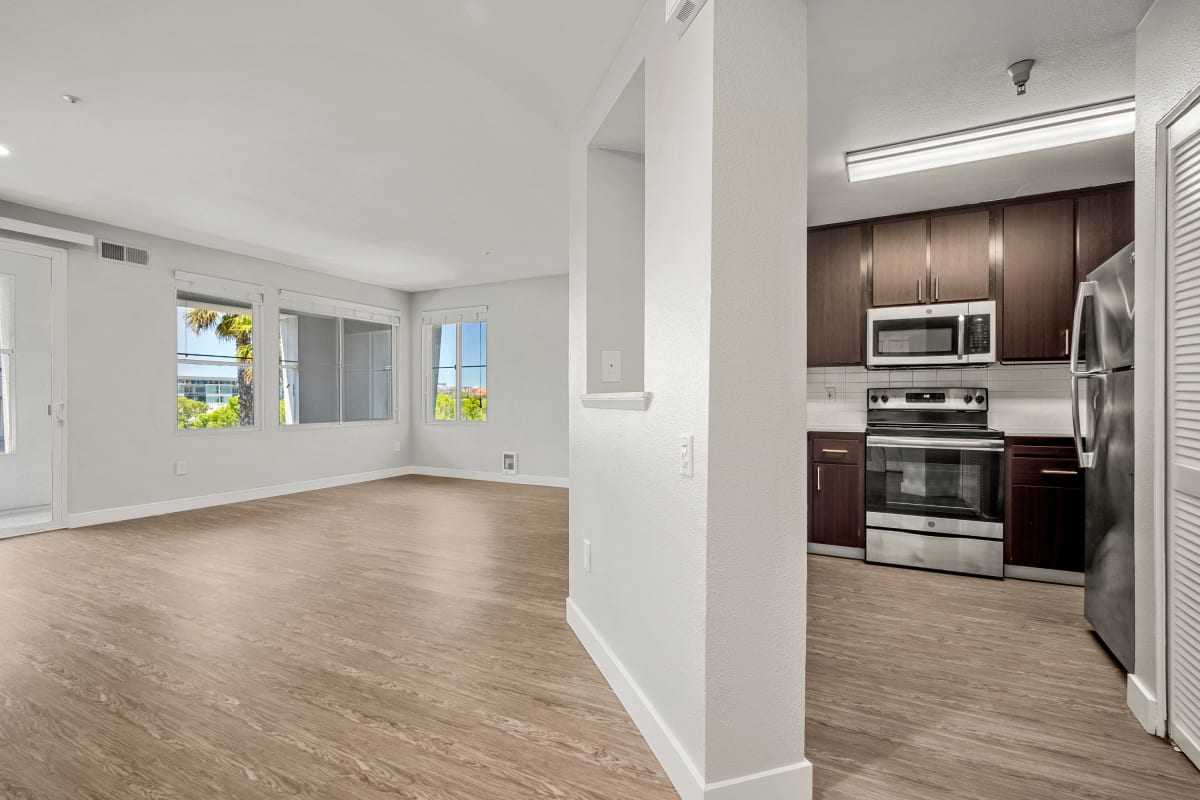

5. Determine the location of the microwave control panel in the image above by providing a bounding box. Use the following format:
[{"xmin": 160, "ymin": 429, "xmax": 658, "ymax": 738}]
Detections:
[{"xmin": 965, "ymin": 314, "xmax": 991, "ymax": 354}]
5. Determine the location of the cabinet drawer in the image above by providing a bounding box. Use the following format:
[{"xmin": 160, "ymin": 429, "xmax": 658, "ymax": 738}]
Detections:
[
  {"xmin": 1011, "ymin": 457, "xmax": 1083, "ymax": 488},
  {"xmin": 812, "ymin": 438, "xmax": 860, "ymax": 464},
  {"xmin": 1009, "ymin": 442, "xmax": 1076, "ymax": 459}
]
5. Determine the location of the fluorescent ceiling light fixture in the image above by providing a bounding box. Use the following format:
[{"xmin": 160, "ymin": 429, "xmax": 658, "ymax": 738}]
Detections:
[
  {"xmin": 0, "ymin": 143, "xmax": 9, "ymax": 157},
  {"xmin": 845, "ymin": 97, "xmax": 1135, "ymax": 182}
]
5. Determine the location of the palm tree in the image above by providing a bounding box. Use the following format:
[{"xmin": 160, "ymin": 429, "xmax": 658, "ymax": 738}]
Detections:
[{"xmin": 184, "ymin": 309, "xmax": 254, "ymax": 426}]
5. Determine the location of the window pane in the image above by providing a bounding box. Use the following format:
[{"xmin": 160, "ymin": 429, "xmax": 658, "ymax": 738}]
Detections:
[
  {"xmin": 176, "ymin": 294, "xmax": 254, "ymax": 430},
  {"xmin": 177, "ymin": 295, "xmax": 252, "ymax": 363},
  {"xmin": 0, "ymin": 354, "xmax": 9, "ymax": 454},
  {"xmin": 462, "ymin": 366, "xmax": 486, "ymax": 422},
  {"xmin": 431, "ymin": 323, "xmax": 457, "ymax": 422},
  {"xmin": 343, "ymin": 320, "xmax": 392, "ymax": 422},
  {"xmin": 281, "ymin": 311, "xmax": 339, "ymax": 424},
  {"xmin": 434, "ymin": 367, "xmax": 457, "ymax": 420},
  {"xmin": 177, "ymin": 363, "xmax": 254, "ymax": 428},
  {"xmin": 462, "ymin": 321, "xmax": 486, "ymax": 367}
]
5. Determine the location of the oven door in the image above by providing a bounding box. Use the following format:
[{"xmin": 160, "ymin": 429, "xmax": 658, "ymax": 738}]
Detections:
[{"xmin": 865, "ymin": 433, "xmax": 1004, "ymax": 538}]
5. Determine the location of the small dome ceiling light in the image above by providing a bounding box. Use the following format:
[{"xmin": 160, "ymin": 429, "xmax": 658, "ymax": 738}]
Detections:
[
  {"xmin": 1007, "ymin": 60, "xmax": 1035, "ymax": 96},
  {"xmin": 61, "ymin": 94, "xmax": 82, "ymax": 104}
]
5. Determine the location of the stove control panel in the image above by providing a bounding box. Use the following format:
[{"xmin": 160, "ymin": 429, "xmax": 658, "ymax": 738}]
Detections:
[{"xmin": 868, "ymin": 387, "xmax": 987, "ymax": 411}]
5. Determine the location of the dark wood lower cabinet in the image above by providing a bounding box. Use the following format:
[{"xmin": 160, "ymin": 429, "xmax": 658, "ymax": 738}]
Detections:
[
  {"xmin": 1004, "ymin": 437, "xmax": 1085, "ymax": 573},
  {"xmin": 809, "ymin": 434, "xmax": 864, "ymax": 549}
]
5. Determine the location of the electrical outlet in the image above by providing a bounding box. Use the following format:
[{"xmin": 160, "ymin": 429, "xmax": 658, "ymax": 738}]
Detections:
[
  {"xmin": 583, "ymin": 539, "xmax": 592, "ymax": 572},
  {"xmin": 680, "ymin": 434, "xmax": 694, "ymax": 478},
  {"xmin": 825, "ymin": 386, "xmax": 837, "ymax": 401},
  {"xmin": 174, "ymin": 460, "xmax": 187, "ymax": 476},
  {"xmin": 601, "ymin": 350, "xmax": 622, "ymax": 383}
]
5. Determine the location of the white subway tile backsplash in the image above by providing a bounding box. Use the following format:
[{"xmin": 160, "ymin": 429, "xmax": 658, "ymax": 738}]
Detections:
[{"xmin": 807, "ymin": 362, "xmax": 1073, "ymax": 434}]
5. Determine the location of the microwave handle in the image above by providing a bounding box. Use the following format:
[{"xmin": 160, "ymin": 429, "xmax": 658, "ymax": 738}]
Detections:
[{"xmin": 957, "ymin": 314, "xmax": 966, "ymax": 360}]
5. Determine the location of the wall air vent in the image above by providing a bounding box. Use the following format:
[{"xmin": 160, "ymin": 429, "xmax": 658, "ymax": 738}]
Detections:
[
  {"xmin": 98, "ymin": 240, "xmax": 150, "ymax": 267},
  {"xmin": 666, "ymin": 0, "xmax": 708, "ymax": 37}
]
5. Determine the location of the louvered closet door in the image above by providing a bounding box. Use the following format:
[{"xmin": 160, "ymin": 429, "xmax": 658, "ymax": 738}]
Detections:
[{"xmin": 1168, "ymin": 97, "xmax": 1200, "ymax": 769}]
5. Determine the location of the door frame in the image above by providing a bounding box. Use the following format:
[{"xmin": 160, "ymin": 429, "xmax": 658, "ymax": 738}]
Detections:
[
  {"xmin": 0, "ymin": 236, "xmax": 68, "ymax": 538},
  {"xmin": 1159, "ymin": 82, "xmax": 1200, "ymax": 757}
]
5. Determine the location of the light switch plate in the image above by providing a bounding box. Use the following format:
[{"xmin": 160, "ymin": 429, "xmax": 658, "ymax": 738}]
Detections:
[
  {"xmin": 680, "ymin": 434, "xmax": 694, "ymax": 478},
  {"xmin": 601, "ymin": 350, "xmax": 622, "ymax": 383},
  {"xmin": 825, "ymin": 386, "xmax": 837, "ymax": 401},
  {"xmin": 174, "ymin": 460, "xmax": 187, "ymax": 476}
]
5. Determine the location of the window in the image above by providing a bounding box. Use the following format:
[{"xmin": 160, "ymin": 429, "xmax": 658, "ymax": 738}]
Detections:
[
  {"xmin": 424, "ymin": 307, "xmax": 487, "ymax": 423},
  {"xmin": 278, "ymin": 291, "xmax": 398, "ymax": 426},
  {"xmin": 176, "ymin": 293, "xmax": 256, "ymax": 429},
  {"xmin": 0, "ymin": 274, "xmax": 11, "ymax": 453}
]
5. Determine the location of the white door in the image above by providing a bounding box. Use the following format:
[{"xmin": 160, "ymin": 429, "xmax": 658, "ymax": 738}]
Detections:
[
  {"xmin": 1167, "ymin": 95, "xmax": 1200, "ymax": 768},
  {"xmin": 0, "ymin": 242, "xmax": 56, "ymax": 535}
]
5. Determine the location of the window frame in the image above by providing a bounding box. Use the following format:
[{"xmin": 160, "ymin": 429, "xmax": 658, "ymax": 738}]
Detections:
[
  {"xmin": 174, "ymin": 274, "xmax": 265, "ymax": 436},
  {"xmin": 277, "ymin": 290, "xmax": 401, "ymax": 430},
  {"xmin": 422, "ymin": 306, "xmax": 488, "ymax": 426},
  {"xmin": 0, "ymin": 273, "xmax": 13, "ymax": 455}
]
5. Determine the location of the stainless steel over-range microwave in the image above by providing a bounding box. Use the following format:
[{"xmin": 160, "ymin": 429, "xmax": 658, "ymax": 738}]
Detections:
[{"xmin": 866, "ymin": 301, "xmax": 996, "ymax": 368}]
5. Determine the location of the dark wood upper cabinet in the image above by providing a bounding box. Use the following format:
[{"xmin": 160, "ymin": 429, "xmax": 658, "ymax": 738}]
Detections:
[
  {"xmin": 1001, "ymin": 198, "xmax": 1076, "ymax": 361},
  {"xmin": 808, "ymin": 225, "xmax": 864, "ymax": 366},
  {"xmin": 929, "ymin": 210, "xmax": 991, "ymax": 303},
  {"xmin": 1076, "ymin": 185, "xmax": 1135, "ymax": 284},
  {"xmin": 871, "ymin": 218, "xmax": 928, "ymax": 307}
]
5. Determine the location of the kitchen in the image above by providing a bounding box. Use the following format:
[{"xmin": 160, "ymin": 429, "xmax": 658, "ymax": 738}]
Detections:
[{"xmin": 801, "ymin": 0, "xmax": 1199, "ymax": 794}]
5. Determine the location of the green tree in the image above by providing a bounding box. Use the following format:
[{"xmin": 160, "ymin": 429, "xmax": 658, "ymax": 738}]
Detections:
[
  {"xmin": 461, "ymin": 393, "xmax": 487, "ymax": 421},
  {"xmin": 190, "ymin": 396, "xmax": 242, "ymax": 428},
  {"xmin": 183, "ymin": 308, "xmax": 253, "ymax": 426},
  {"xmin": 435, "ymin": 391, "xmax": 457, "ymax": 421},
  {"xmin": 177, "ymin": 396, "xmax": 209, "ymax": 428}
]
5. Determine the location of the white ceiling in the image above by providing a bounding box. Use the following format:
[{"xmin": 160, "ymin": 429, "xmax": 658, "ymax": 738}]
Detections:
[
  {"xmin": 0, "ymin": 0, "xmax": 644, "ymax": 290},
  {"xmin": 808, "ymin": 0, "xmax": 1152, "ymax": 226},
  {"xmin": 0, "ymin": 1, "xmax": 1156, "ymax": 289}
]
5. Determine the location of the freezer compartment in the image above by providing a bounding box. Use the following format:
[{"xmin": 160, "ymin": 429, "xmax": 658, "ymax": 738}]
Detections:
[{"xmin": 867, "ymin": 527, "xmax": 1003, "ymax": 578}]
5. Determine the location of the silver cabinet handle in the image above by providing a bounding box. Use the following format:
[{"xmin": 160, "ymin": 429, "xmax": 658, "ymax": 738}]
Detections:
[
  {"xmin": 1064, "ymin": 328, "xmax": 1070, "ymax": 356},
  {"xmin": 917, "ymin": 279, "xmax": 923, "ymax": 303},
  {"xmin": 935, "ymin": 275, "xmax": 940, "ymax": 301},
  {"xmin": 816, "ymin": 466, "xmax": 822, "ymax": 492},
  {"xmin": 822, "ymin": 448, "xmax": 848, "ymax": 454},
  {"xmin": 1042, "ymin": 468, "xmax": 1079, "ymax": 476}
]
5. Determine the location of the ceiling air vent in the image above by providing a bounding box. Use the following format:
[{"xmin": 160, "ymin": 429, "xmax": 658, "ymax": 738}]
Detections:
[
  {"xmin": 666, "ymin": 0, "xmax": 708, "ymax": 37},
  {"xmin": 98, "ymin": 240, "xmax": 150, "ymax": 268}
]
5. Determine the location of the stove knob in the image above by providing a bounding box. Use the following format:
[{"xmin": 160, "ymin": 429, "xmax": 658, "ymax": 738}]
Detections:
[
  {"xmin": 880, "ymin": 394, "xmax": 889, "ymax": 404},
  {"xmin": 870, "ymin": 394, "xmax": 879, "ymax": 403},
  {"xmin": 963, "ymin": 394, "xmax": 973, "ymax": 404},
  {"xmin": 975, "ymin": 394, "xmax": 985, "ymax": 405}
]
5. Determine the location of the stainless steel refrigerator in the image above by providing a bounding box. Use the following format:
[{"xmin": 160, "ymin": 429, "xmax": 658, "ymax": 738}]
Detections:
[{"xmin": 1070, "ymin": 242, "xmax": 1136, "ymax": 672}]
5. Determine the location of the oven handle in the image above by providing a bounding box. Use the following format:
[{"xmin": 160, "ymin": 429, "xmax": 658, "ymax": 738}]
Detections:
[{"xmin": 866, "ymin": 435, "xmax": 1004, "ymax": 452}]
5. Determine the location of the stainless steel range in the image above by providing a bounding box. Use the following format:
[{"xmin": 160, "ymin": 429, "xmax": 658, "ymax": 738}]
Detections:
[{"xmin": 864, "ymin": 387, "xmax": 1005, "ymax": 578}]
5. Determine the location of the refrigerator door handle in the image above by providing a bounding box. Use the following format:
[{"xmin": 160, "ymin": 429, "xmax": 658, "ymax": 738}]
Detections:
[
  {"xmin": 1070, "ymin": 280, "xmax": 1097, "ymax": 375},
  {"xmin": 1071, "ymin": 373, "xmax": 1100, "ymax": 469}
]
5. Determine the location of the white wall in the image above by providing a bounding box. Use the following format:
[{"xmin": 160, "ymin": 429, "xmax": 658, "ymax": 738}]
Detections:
[
  {"xmin": 568, "ymin": 1, "xmax": 810, "ymax": 797},
  {"xmin": 586, "ymin": 147, "xmax": 646, "ymax": 393},
  {"xmin": 0, "ymin": 200, "xmax": 412, "ymax": 520},
  {"xmin": 409, "ymin": 275, "xmax": 568, "ymax": 481},
  {"xmin": 1132, "ymin": 0, "xmax": 1200, "ymax": 734}
]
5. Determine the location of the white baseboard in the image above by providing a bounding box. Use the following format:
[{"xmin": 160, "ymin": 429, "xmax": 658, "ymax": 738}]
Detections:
[
  {"xmin": 1003, "ymin": 564, "xmax": 1085, "ymax": 586},
  {"xmin": 566, "ymin": 597, "xmax": 706, "ymax": 799},
  {"xmin": 1127, "ymin": 673, "xmax": 1164, "ymax": 736},
  {"xmin": 807, "ymin": 543, "xmax": 865, "ymax": 560},
  {"xmin": 67, "ymin": 467, "xmax": 415, "ymax": 528},
  {"xmin": 566, "ymin": 598, "xmax": 812, "ymax": 800},
  {"xmin": 408, "ymin": 466, "xmax": 568, "ymax": 488}
]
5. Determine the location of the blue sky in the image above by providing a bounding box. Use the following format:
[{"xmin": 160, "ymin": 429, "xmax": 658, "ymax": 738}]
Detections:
[
  {"xmin": 176, "ymin": 306, "xmax": 242, "ymax": 379},
  {"xmin": 436, "ymin": 322, "xmax": 486, "ymax": 389}
]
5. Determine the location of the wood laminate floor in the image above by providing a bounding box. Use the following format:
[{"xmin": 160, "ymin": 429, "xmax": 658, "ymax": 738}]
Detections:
[
  {"xmin": 807, "ymin": 554, "xmax": 1199, "ymax": 800},
  {"xmin": 0, "ymin": 477, "xmax": 677, "ymax": 800},
  {"xmin": 0, "ymin": 478, "xmax": 1195, "ymax": 799}
]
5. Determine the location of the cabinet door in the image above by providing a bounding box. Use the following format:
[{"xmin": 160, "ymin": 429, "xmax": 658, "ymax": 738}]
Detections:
[
  {"xmin": 1076, "ymin": 185, "xmax": 1134, "ymax": 284},
  {"xmin": 808, "ymin": 226, "xmax": 864, "ymax": 366},
  {"xmin": 1006, "ymin": 484, "xmax": 1085, "ymax": 572},
  {"xmin": 871, "ymin": 218, "xmax": 928, "ymax": 307},
  {"xmin": 930, "ymin": 210, "xmax": 991, "ymax": 303},
  {"xmin": 1001, "ymin": 198, "xmax": 1075, "ymax": 361},
  {"xmin": 809, "ymin": 462, "xmax": 863, "ymax": 548}
]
